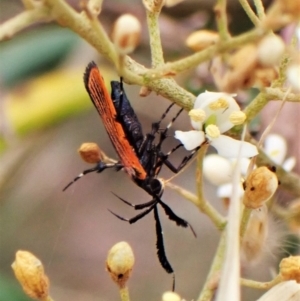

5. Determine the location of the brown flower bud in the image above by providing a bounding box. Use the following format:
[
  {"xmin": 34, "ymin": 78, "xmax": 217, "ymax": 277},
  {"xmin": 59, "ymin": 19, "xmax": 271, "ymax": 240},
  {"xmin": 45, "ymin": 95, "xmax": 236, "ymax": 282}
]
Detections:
[
  {"xmin": 112, "ymin": 14, "xmax": 141, "ymax": 55},
  {"xmin": 12, "ymin": 250, "xmax": 49, "ymax": 300},
  {"xmin": 277, "ymin": 0, "xmax": 300, "ymax": 19},
  {"xmin": 139, "ymin": 86, "xmax": 152, "ymax": 97},
  {"xmin": 212, "ymin": 45, "xmax": 258, "ymax": 92},
  {"xmin": 106, "ymin": 241, "xmax": 135, "ymax": 288},
  {"xmin": 280, "ymin": 256, "xmax": 300, "ymax": 282},
  {"xmin": 78, "ymin": 142, "xmax": 102, "ymax": 164},
  {"xmin": 241, "ymin": 205, "xmax": 268, "ymax": 263},
  {"xmin": 253, "ymin": 67, "xmax": 278, "ymax": 88},
  {"xmin": 243, "ymin": 166, "xmax": 278, "ymax": 209},
  {"xmin": 186, "ymin": 30, "xmax": 219, "ymax": 51}
]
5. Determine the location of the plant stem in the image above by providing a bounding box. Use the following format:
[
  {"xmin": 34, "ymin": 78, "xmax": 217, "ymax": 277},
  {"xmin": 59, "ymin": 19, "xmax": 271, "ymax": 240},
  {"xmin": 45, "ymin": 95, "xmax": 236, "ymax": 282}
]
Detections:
[
  {"xmin": 241, "ymin": 275, "xmax": 282, "ymax": 289},
  {"xmin": 215, "ymin": 0, "xmax": 231, "ymax": 41},
  {"xmin": 239, "ymin": 207, "xmax": 252, "ymax": 239},
  {"xmin": 197, "ymin": 232, "xmax": 227, "ymax": 301},
  {"xmin": 166, "ymin": 182, "xmax": 226, "ymax": 230},
  {"xmin": 143, "ymin": 27, "xmax": 267, "ymax": 80},
  {"xmin": 41, "ymin": 296, "xmax": 55, "ymax": 301},
  {"xmin": 253, "ymin": 0, "xmax": 265, "ymax": 20},
  {"xmin": 119, "ymin": 286, "xmax": 130, "ymax": 301},
  {"xmin": 146, "ymin": 10, "xmax": 164, "ymax": 67},
  {"xmin": 0, "ymin": 7, "xmax": 51, "ymax": 41},
  {"xmin": 238, "ymin": 0, "xmax": 261, "ymax": 26}
]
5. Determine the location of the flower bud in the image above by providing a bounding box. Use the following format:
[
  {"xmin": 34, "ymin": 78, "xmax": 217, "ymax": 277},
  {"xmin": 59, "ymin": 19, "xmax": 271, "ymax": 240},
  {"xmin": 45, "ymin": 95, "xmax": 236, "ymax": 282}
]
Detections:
[
  {"xmin": 277, "ymin": 0, "xmax": 300, "ymax": 19},
  {"xmin": 257, "ymin": 35, "xmax": 285, "ymax": 67},
  {"xmin": 78, "ymin": 142, "xmax": 102, "ymax": 164},
  {"xmin": 203, "ymin": 154, "xmax": 233, "ymax": 186},
  {"xmin": 253, "ymin": 67, "xmax": 278, "ymax": 88},
  {"xmin": 241, "ymin": 205, "xmax": 268, "ymax": 263},
  {"xmin": 162, "ymin": 291, "xmax": 181, "ymax": 301},
  {"xmin": 12, "ymin": 250, "xmax": 49, "ymax": 300},
  {"xmin": 186, "ymin": 30, "xmax": 219, "ymax": 51},
  {"xmin": 139, "ymin": 86, "xmax": 152, "ymax": 97},
  {"xmin": 112, "ymin": 14, "xmax": 141, "ymax": 55},
  {"xmin": 106, "ymin": 241, "xmax": 135, "ymax": 288},
  {"xmin": 286, "ymin": 198, "xmax": 300, "ymax": 234},
  {"xmin": 219, "ymin": 44, "xmax": 258, "ymax": 92},
  {"xmin": 280, "ymin": 256, "xmax": 300, "ymax": 282},
  {"xmin": 243, "ymin": 166, "xmax": 278, "ymax": 209},
  {"xmin": 287, "ymin": 64, "xmax": 300, "ymax": 92}
]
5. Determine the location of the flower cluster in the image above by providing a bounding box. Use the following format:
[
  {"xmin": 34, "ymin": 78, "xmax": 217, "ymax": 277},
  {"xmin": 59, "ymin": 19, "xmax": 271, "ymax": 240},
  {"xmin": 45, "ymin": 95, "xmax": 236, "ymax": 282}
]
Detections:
[{"xmin": 175, "ymin": 91, "xmax": 258, "ymax": 158}]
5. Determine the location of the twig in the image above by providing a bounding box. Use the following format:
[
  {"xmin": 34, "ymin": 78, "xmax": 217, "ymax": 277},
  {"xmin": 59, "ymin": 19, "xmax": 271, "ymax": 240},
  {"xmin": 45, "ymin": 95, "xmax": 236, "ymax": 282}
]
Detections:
[
  {"xmin": 214, "ymin": 0, "xmax": 231, "ymax": 41},
  {"xmin": 253, "ymin": 0, "xmax": 265, "ymax": 20},
  {"xmin": 0, "ymin": 7, "xmax": 51, "ymax": 41},
  {"xmin": 143, "ymin": 27, "xmax": 267, "ymax": 80},
  {"xmin": 197, "ymin": 232, "xmax": 227, "ymax": 301},
  {"xmin": 241, "ymin": 275, "xmax": 282, "ymax": 289},
  {"xmin": 146, "ymin": 9, "xmax": 164, "ymax": 67},
  {"xmin": 238, "ymin": 0, "xmax": 261, "ymax": 26},
  {"xmin": 166, "ymin": 182, "xmax": 226, "ymax": 230}
]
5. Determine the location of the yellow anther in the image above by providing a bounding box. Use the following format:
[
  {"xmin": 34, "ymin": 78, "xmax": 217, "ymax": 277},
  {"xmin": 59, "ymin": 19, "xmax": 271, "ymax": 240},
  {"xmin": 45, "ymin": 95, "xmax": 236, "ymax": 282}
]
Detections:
[
  {"xmin": 209, "ymin": 98, "xmax": 229, "ymax": 110},
  {"xmin": 205, "ymin": 124, "xmax": 220, "ymax": 139},
  {"xmin": 189, "ymin": 109, "xmax": 206, "ymax": 122},
  {"xmin": 229, "ymin": 111, "xmax": 246, "ymax": 125}
]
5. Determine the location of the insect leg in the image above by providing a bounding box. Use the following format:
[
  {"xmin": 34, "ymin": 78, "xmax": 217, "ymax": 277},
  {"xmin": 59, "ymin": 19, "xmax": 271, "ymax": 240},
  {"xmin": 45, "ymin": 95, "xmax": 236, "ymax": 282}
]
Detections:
[
  {"xmin": 111, "ymin": 192, "xmax": 157, "ymax": 209},
  {"xmin": 108, "ymin": 203, "xmax": 156, "ymax": 224},
  {"xmin": 153, "ymin": 205, "xmax": 175, "ymax": 290},
  {"xmin": 63, "ymin": 161, "xmax": 123, "ymax": 191},
  {"xmin": 157, "ymin": 198, "xmax": 196, "ymax": 237},
  {"xmin": 159, "ymin": 145, "xmax": 200, "ymax": 174}
]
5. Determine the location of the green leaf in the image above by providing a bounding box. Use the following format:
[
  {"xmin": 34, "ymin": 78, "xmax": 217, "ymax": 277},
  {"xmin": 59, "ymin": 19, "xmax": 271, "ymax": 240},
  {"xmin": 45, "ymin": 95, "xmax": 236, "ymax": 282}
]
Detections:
[{"xmin": 0, "ymin": 25, "xmax": 79, "ymax": 87}]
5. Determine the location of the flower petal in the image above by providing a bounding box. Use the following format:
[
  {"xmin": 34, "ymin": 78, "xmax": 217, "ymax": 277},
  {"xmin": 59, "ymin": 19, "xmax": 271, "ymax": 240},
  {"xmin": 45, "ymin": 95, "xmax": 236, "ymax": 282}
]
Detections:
[
  {"xmin": 194, "ymin": 91, "xmax": 240, "ymax": 133},
  {"xmin": 283, "ymin": 157, "xmax": 296, "ymax": 172},
  {"xmin": 210, "ymin": 135, "xmax": 258, "ymax": 158},
  {"xmin": 174, "ymin": 130, "xmax": 205, "ymax": 150},
  {"xmin": 256, "ymin": 281, "xmax": 300, "ymax": 301},
  {"xmin": 194, "ymin": 91, "xmax": 236, "ymax": 110},
  {"xmin": 264, "ymin": 134, "xmax": 287, "ymax": 165},
  {"xmin": 217, "ymin": 183, "xmax": 244, "ymax": 199}
]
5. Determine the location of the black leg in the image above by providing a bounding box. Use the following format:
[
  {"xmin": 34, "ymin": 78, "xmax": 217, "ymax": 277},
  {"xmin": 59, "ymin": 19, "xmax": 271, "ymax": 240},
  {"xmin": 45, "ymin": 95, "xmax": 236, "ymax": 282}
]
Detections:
[
  {"xmin": 156, "ymin": 107, "xmax": 184, "ymax": 149},
  {"xmin": 153, "ymin": 206, "xmax": 175, "ymax": 290},
  {"xmin": 157, "ymin": 199, "xmax": 196, "ymax": 237},
  {"xmin": 111, "ymin": 192, "xmax": 157, "ymax": 210},
  {"xmin": 63, "ymin": 161, "xmax": 123, "ymax": 191},
  {"xmin": 108, "ymin": 203, "xmax": 156, "ymax": 224},
  {"xmin": 160, "ymin": 145, "xmax": 200, "ymax": 174}
]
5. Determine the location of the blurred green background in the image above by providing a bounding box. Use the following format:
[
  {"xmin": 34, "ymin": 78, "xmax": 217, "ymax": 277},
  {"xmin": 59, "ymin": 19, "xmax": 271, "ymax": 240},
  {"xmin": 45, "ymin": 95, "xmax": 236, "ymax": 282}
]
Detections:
[{"xmin": 0, "ymin": 1, "xmax": 288, "ymax": 301}]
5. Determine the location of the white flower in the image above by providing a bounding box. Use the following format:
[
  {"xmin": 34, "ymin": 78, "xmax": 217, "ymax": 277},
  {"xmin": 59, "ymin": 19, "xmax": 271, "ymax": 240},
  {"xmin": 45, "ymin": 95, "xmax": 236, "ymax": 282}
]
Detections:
[
  {"xmin": 256, "ymin": 281, "xmax": 300, "ymax": 301},
  {"xmin": 203, "ymin": 154, "xmax": 251, "ymax": 199},
  {"xmin": 175, "ymin": 91, "xmax": 258, "ymax": 158},
  {"xmin": 264, "ymin": 134, "xmax": 296, "ymax": 171}
]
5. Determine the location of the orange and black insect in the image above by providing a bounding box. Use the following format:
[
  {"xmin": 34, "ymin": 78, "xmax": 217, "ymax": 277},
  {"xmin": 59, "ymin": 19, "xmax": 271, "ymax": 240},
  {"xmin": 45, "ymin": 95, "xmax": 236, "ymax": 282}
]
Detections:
[{"xmin": 64, "ymin": 61, "xmax": 197, "ymax": 289}]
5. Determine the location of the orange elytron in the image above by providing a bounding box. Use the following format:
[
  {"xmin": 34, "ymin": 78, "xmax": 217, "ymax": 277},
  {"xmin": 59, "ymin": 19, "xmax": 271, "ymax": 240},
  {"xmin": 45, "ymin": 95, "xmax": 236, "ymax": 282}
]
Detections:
[{"xmin": 84, "ymin": 62, "xmax": 147, "ymax": 180}]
